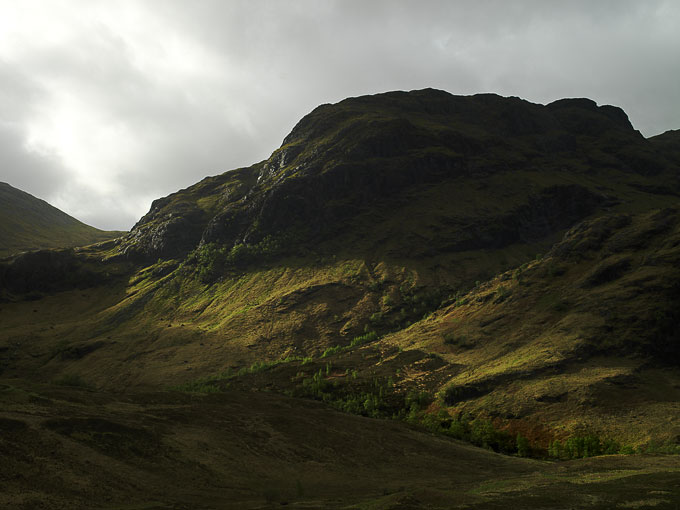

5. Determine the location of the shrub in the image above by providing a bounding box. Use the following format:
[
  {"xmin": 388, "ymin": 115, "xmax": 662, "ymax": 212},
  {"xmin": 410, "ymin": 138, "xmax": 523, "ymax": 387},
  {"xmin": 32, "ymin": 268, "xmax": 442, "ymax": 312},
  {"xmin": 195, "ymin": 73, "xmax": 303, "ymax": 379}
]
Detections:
[
  {"xmin": 619, "ymin": 444, "xmax": 636, "ymax": 455},
  {"xmin": 642, "ymin": 441, "xmax": 680, "ymax": 454},
  {"xmin": 368, "ymin": 281, "xmax": 382, "ymax": 291},
  {"xmin": 238, "ymin": 360, "xmax": 281, "ymax": 375},
  {"xmin": 448, "ymin": 420, "xmax": 468, "ymax": 440},
  {"xmin": 494, "ymin": 285, "xmax": 511, "ymax": 302},
  {"xmin": 350, "ymin": 330, "xmax": 378, "ymax": 347},
  {"xmin": 320, "ymin": 331, "xmax": 380, "ymax": 358},
  {"xmin": 565, "ymin": 434, "xmax": 602, "ymax": 458},
  {"xmin": 443, "ymin": 415, "xmax": 515, "ymax": 454},
  {"xmin": 405, "ymin": 389, "xmax": 431, "ymax": 412},
  {"xmin": 320, "ymin": 345, "xmax": 343, "ymax": 358},
  {"xmin": 369, "ymin": 312, "xmax": 384, "ymax": 324},
  {"xmin": 548, "ymin": 439, "xmax": 564, "ymax": 459},
  {"xmin": 193, "ymin": 236, "xmax": 284, "ymax": 282},
  {"xmin": 548, "ymin": 433, "xmax": 628, "ymax": 459},
  {"xmin": 469, "ymin": 418, "xmax": 515, "ymax": 453},
  {"xmin": 516, "ymin": 433, "xmax": 530, "ymax": 457},
  {"xmin": 470, "ymin": 419, "xmax": 497, "ymax": 450},
  {"xmin": 602, "ymin": 438, "xmax": 621, "ymax": 455},
  {"xmin": 455, "ymin": 296, "xmax": 469, "ymax": 306},
  {"xmin": 299, "ymin": 369, "xmax": 335, "ymax": 399}
]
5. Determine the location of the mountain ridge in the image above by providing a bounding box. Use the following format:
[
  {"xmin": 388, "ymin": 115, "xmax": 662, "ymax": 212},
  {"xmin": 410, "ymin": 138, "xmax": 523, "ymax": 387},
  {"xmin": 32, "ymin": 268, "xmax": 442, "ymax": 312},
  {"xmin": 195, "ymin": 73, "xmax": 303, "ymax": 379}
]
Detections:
[
  {"xmin": 1, "ymin": 89, "xmax": 680, "ymax": 508},
  {"xmin": 116, "ymin": 89, "xmax": 676, "ymax": 265},
  {"xmin": 0, "ymin": 182, "xmax": 124, "ymax": 258}
]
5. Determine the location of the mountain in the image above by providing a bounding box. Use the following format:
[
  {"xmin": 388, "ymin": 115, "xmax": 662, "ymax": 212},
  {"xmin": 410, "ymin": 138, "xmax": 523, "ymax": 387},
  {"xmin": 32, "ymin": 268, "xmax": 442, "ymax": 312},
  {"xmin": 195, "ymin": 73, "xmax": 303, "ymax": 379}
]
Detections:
[
  {"xmin": 0, "ymin": 182, "xmax": 124, "ymax": 258},
  {"xmin": 118, "ymin": 90, "xmax": 678, "ymax": 264},
  {"xmin": 1, "ymin": 89, "xmax": 680, "ymax": 508}
]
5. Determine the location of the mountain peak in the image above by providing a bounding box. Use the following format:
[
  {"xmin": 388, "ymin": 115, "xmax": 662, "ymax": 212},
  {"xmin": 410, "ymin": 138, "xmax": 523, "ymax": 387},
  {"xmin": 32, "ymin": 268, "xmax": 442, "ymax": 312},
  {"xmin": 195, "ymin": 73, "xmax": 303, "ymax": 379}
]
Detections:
[
  {"xmin": 118, "ymin": 89, "xmax": 671, "ymax": 262},
  {"xmin": 547, "ymin": 97, "xmax": 635, "ymax": 132}
]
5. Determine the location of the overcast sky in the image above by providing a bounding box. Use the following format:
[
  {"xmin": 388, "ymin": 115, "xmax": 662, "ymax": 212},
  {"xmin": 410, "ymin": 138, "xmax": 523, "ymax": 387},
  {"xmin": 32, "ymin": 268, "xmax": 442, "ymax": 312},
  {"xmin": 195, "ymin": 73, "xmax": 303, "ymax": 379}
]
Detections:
[{"xmin": 1, "ymin": 0, "xmax": 679, "ymax": 231}]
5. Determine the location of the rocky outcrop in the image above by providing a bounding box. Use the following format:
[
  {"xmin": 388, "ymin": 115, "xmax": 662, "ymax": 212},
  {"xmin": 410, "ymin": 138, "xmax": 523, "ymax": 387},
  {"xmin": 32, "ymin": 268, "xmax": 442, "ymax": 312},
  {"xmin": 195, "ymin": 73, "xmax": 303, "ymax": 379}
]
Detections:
[
  {"xmin": 117, "ymin": 166, "xmax": 260, "ymax": 260},
  {"xmin": 121, "ymin": 202, "xmax": 206, "ymax": 260}
]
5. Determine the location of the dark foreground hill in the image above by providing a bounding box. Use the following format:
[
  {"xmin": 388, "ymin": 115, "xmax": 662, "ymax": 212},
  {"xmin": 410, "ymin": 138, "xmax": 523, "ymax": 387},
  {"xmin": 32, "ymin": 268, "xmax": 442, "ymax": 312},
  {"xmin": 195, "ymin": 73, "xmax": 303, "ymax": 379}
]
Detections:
[
  {"xmin": 0, "ymin": 182, "xmax": 123, "ymax": 258},
  {"xmin": 1, "ymin": 89, "xmax": 679, "ymax": 508},
  {"xmin": 1, "ymin": 379, "xmax": 679, "ymax": 509}
]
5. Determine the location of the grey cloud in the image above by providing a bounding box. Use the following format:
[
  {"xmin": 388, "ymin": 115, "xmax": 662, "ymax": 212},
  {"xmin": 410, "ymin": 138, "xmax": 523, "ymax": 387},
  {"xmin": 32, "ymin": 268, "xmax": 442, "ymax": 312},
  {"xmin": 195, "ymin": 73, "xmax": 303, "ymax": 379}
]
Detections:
[
  {"xmin": 0, "ymin": 64, "xmax": 65, "ymax": 199},
  {"xmin": 0, "ymin": 123, "xmax": 64, "ymax": 199},
  {"xmin": 0, "ymin": 0, "xmax": 678, "ymax": 231},
  {"xmin": 154, "ymin": 0, "xmax": 680, "ymax": 135}
]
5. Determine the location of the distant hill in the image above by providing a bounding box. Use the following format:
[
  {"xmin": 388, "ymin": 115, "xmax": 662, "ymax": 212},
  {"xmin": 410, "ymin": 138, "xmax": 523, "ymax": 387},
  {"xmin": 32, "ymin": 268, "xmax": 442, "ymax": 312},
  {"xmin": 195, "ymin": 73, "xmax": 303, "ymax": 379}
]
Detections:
[{"xmin": 0, "ymin": 182, "xmax": 123, "ymax": 257}]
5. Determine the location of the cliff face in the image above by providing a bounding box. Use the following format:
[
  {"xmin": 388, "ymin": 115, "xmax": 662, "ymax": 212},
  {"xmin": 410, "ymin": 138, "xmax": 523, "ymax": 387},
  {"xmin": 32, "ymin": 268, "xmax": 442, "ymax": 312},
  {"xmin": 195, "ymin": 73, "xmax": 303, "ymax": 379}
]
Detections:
[{"xmin": 117, "ymin": 89, "xmax": 678, "ymax": 262}]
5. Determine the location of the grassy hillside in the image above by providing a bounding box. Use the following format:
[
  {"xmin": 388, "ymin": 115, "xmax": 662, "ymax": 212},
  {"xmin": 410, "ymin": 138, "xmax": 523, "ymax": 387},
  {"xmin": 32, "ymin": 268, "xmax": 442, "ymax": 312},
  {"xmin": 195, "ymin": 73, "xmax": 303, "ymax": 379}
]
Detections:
[
  {"xmin": 0, "ymin": 182, "xmax": 124, "ymax": 257},
  {"xmin": 385, "ymin": 207, "xmax": 680, "ymax": 447}
]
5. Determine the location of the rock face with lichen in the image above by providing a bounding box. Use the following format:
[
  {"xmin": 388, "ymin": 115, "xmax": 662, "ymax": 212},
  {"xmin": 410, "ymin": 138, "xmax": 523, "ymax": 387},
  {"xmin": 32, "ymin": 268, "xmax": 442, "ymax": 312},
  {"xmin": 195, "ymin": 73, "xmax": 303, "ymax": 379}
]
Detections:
[{"xmin": 116, "ymin": 89, "xmax": 679, "ymax": 263}]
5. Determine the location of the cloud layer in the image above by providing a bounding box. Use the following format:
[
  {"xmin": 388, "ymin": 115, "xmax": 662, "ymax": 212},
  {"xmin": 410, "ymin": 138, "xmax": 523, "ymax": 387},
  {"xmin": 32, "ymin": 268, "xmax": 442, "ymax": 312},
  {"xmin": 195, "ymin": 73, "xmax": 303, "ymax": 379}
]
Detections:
[{"xmin": 1, "ymin": 0, "xmax": 678, "ymax": 230}]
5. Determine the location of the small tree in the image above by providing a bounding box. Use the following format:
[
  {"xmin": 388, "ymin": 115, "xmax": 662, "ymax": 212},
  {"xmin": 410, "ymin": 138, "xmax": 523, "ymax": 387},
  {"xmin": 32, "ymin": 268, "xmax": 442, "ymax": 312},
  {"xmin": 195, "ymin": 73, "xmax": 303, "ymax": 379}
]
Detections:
[
  {"xmin": 548, "ymin": 439, "xmax": 564, "ymax": 459},
  {"xmin": 516, "ymin": 433, "xmax": 530, "ymax": 457}
]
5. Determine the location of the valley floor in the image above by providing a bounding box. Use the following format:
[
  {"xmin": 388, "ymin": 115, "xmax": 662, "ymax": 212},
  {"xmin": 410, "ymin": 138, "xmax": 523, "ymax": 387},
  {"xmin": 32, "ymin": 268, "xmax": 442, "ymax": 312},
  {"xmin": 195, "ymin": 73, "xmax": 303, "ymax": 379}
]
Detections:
[{"xmin": 1, "ymin": 379, "xmax": 679, "ymax": 509}]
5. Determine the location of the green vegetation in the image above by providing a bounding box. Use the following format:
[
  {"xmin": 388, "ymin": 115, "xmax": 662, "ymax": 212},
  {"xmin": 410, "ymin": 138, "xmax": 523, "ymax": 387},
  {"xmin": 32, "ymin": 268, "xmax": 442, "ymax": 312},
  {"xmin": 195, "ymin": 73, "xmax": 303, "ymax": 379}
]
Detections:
[
  {"xmin": 292, "ymin": 370, "xmax": 404, "ymax": 419},
  {"xmin": 368, "ymin": 286, "xmax": 451, "ymax": 332},
  {"xmin": 190, "ymin": 236, "xmax": 283, "ymax": 282},
  {"xmin": 442, "ymin": 415, "xmax": 517, "ymax": 455},
  {"xmin": 320, "ymin": 345, "xmax": 343, "ymax": 358},
  {"xmin": 517, "ymin": 433, "xmax": 530, "ymax": 457},
  {"xmin": 176, "ymin": 349, "xmax": 536, "ymax": 457},
  {"xmin": 320, "ymin": 331, "xmax": 379, "ymax": 358},
  {"xmin": 494, "ymin": 284, "xmax": 511, "ymax": 302},
  {"xmin": 548, "ymin": 435, "xmax": 680, "ymax": 459}
]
